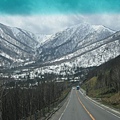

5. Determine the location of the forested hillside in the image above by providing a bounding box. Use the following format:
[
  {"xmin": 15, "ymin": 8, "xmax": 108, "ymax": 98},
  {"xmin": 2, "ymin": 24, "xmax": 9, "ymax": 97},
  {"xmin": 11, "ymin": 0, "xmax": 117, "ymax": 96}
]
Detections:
[
  {"xmin": 0, "ymin": 76, "xmax": 70, "ymax": 120},
  {"xmin": 82, "ymin": 55, "xmax": 120, "ymax": 108}
]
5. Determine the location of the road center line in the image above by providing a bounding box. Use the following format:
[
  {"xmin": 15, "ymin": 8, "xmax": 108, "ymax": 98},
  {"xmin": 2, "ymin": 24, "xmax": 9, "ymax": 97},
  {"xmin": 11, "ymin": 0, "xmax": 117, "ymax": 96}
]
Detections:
[{"xmin": 76, "ymin": 91, "xmax": 96, "ymax": 120}]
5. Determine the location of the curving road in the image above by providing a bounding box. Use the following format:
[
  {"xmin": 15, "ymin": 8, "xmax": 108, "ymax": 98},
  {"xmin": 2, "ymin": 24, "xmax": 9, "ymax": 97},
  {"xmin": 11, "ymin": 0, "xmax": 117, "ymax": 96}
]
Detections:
[{"xmin": 50, "ymin": 88, "xmax": 120, "ymax": 120}]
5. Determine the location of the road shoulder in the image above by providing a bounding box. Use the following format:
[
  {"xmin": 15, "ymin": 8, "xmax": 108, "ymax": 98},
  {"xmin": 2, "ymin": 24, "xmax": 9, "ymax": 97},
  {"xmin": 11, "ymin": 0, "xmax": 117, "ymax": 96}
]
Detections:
[{"xmin": 79, "ymin": 88, "xmax": 120, "ymax": 118}]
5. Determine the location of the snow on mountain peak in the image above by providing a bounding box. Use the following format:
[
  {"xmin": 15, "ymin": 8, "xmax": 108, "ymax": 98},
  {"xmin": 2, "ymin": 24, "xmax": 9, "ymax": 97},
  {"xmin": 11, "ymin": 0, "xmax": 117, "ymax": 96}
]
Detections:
[
  {"xmin": 92, "ymin": 25, "xmax": 115, "ymax": 32},
  {"xmin": 0, "ymin": 22, "xmax": 118, "ymax": 73},
  {"xmin": 37, "ymin": 22, "xmax": 115, "ymax": 63}
]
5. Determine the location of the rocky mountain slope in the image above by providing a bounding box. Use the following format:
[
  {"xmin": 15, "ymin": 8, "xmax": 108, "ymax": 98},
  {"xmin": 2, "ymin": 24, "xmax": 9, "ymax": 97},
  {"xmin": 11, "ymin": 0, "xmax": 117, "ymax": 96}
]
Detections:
[
  {"xmin": 37, "ymin": 23, "xmax": 114, "ymax": 62},
  {"xmin": 0, "ymin": 22, "xmax": 56, "ymax": 68},
  {"xmin": 30, "ymin": 30, "xmax": 120, "ymax": 77},
  {"xmin": 1, "ymin": 22, "xmax": 120, "ymax": 77},
  {"xmin": 0, "ymin": 23, "xmax": 44, "ymax": 68}
]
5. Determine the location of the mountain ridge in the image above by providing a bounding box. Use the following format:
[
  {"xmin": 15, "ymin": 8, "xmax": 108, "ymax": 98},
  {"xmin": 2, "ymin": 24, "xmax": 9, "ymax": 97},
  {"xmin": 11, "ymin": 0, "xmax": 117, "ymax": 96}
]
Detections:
[
  {"xmin": 37, "ymin": 23, "xmax": 115, "ymax": 62},
  {"xmin": 0, "ymin": 23, "xmax": 39, "ymax": 67},
  {"xmin": 0, "ymin": 22, "xmax": 120, "ymax": 75}
]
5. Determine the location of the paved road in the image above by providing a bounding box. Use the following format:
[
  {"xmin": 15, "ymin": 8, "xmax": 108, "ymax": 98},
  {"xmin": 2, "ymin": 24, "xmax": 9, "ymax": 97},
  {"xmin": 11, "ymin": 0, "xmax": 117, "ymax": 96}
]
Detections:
[{"xmin": 57, "ymin": 88, "xmax": 120, "ymax": 120}]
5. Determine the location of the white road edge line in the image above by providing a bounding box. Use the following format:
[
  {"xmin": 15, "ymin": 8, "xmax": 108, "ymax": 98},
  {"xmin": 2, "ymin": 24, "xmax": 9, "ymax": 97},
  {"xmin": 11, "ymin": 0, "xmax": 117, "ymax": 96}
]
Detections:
[
  {"xmin": 79, "ymin": 89, "xmax": 120, "ymax": 119},
  {"xmin": 106, "ymin": 110, "xmax": 120, "ymax": 119},
  {"xmin": 59, "ymin": 89, "xmax": 72, "ymax": 120}
]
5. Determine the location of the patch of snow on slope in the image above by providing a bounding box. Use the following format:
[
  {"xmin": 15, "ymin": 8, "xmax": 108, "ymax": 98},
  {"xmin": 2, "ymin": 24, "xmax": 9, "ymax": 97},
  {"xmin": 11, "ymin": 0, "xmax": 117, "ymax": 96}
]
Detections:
[
  {"xmin": 9, "ymin": 27, "xmax": 22, "ymax": 37},
  {"xmin": 36, "ymin": 34, "xmax": 52, "ymax": 45}
]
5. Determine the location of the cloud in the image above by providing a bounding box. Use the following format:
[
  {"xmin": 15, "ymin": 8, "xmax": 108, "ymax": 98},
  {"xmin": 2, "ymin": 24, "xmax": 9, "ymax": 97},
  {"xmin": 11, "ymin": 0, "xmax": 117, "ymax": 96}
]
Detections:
[
  {"xmin": 84, "ymin": 14, "xmax": 120, "ymax": 31},
  {"xmin": 0, "ymin": 14, "xmax": 120, "ymax": 34},
  {"xmin": 0, "ymin": 15, "xmax": 82, "ymax": 34}
]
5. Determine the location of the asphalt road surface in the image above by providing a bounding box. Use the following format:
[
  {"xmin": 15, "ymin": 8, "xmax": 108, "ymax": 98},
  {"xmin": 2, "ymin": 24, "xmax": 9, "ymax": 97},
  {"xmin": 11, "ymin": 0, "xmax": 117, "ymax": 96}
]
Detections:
[{"xmin": 51, "ymin": 88, "xmax": 120, "ymax": 120}]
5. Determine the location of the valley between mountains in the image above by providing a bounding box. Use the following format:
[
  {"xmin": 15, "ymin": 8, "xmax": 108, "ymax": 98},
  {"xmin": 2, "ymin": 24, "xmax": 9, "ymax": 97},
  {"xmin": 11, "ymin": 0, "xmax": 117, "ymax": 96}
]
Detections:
[
  {"xmin": 0, "ymin": 22, "xmax": 120, "ymax": 75},
  {"xmin": 0, "ymin": 22, "xmax": 120, "ymax": 120}
]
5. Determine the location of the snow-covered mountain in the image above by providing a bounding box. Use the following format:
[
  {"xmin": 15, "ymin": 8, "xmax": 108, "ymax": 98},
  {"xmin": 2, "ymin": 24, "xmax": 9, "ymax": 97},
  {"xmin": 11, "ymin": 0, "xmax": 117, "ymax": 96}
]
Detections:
[
  {"xmin": 36, "ymin": 34, "xmax": 52, "ymax": 45},
  {"xmin": 37, "ymin": 23, "xmax": 115, "ymax": 62},
  {"xmin": 1, "ymin": 22, "xmax": 120, "ymax": 78},
  {"xmin": 27, "ymin": 23, "xmax": 120, "ymax": 76},
  {"xmin": 0, "ymin": 23, "xmax": 40, "ymax": 68},
  {"xmin": 30, "ymin": 31, "xmax": 120, "ymax": 77}
]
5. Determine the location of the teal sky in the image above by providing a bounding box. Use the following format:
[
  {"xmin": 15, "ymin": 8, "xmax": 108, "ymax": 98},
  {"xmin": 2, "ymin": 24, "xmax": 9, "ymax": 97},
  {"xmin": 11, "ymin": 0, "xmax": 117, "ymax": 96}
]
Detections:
[
  {"xmin": 0, "ymin": 0, "xmax": 120, "ymax": 34},
  {"xmin": 0, "ymin": 0, "xmax": 120, "ymax": 15}
]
